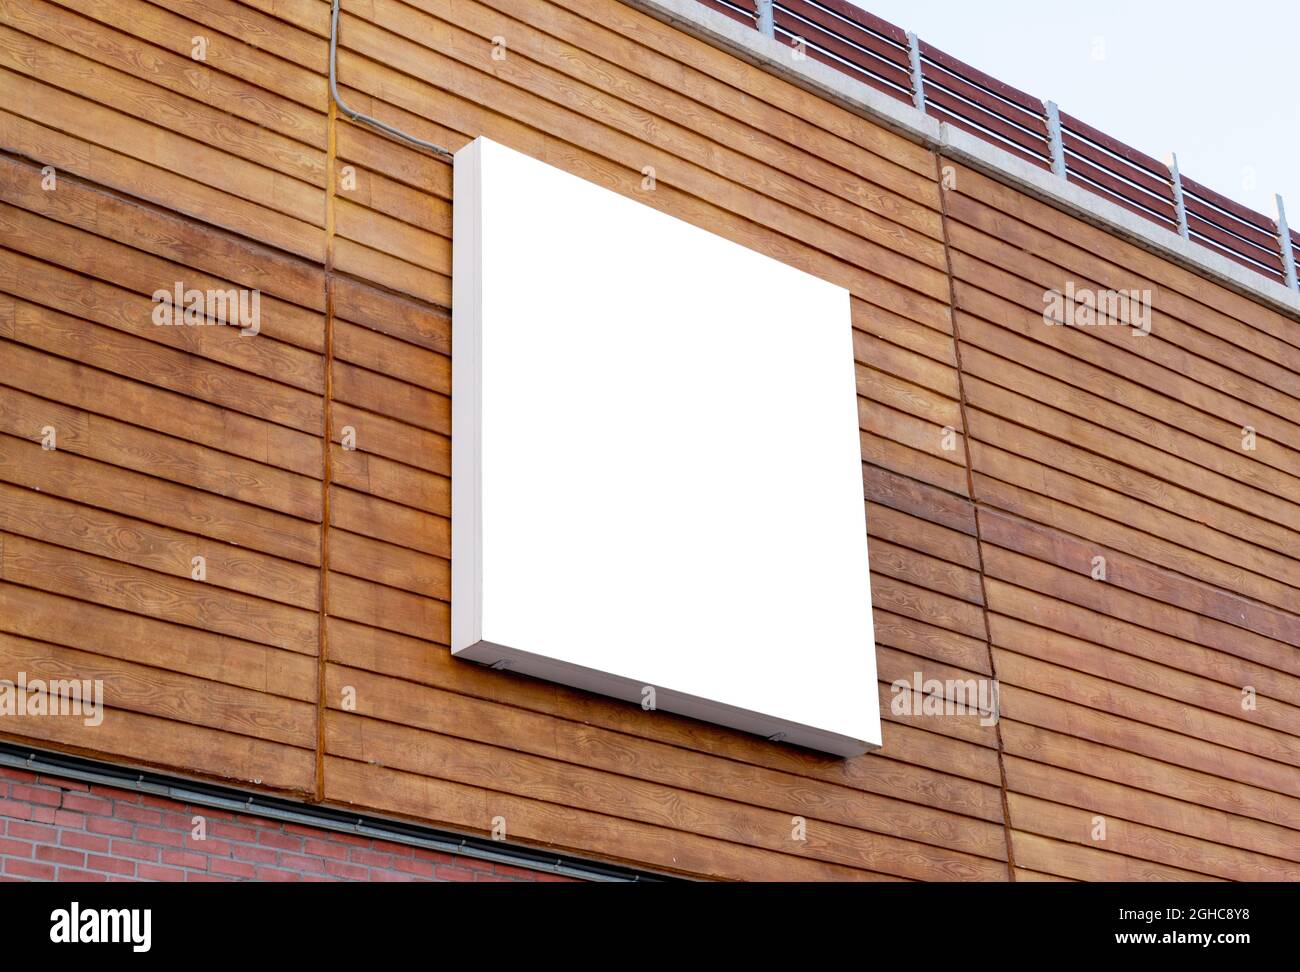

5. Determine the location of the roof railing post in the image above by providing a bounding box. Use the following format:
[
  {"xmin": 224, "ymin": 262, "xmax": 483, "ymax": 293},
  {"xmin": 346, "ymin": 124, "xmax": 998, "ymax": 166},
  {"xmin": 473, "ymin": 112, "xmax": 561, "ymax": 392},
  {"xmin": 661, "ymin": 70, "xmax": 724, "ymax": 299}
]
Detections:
[
  {"xmin": 1277, "ymin": 194, "xmax": 1298, "ymax": 292},
  {"xmin": 907, "ymin": 32, "xmax": 925, "ymax": 112},
  {"xmin": 1044, "ymin": 101, "xmax": 1066, "ymax": 178},
  {"xmin": 756, "ymin": 0, "xmax": 774, "ymax": 37},
  {"xmin": 1168, "ymin": 152, "xmax": 1190, "ymax": 240}
]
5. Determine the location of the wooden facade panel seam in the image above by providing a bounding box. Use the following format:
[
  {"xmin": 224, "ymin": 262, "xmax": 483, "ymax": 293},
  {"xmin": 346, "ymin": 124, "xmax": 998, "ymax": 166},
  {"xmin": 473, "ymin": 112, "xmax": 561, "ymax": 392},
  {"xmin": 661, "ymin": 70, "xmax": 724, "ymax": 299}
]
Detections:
[{"xmin": 0, "ymin": 0, "xmax": 1295, "ymax": 880}]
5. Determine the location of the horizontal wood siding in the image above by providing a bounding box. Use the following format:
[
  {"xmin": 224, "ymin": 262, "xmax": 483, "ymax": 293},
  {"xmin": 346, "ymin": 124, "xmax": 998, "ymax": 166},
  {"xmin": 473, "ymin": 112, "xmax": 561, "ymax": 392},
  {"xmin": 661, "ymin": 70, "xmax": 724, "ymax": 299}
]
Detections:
[
  {"xmin": 944, "ymin": 160, "xmax": 1300, "ymax": 882},
  {"xmin": 0, "ymin": 0, "xmax": 1294, "ymax": 880}
]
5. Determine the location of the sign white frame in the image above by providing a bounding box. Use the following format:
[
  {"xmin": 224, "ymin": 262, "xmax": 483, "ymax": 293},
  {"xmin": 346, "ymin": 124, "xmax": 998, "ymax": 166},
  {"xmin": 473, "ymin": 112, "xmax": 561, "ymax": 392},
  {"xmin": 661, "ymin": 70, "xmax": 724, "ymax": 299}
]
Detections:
[{"xmin": 452, "ymin": 137, "xmax": 880, "ymax": 756}]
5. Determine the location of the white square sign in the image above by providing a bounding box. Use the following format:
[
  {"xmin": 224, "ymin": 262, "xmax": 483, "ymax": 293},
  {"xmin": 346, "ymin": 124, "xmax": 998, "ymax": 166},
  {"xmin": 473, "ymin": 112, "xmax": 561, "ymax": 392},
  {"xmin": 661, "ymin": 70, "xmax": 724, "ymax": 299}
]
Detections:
[{"xmin": 452, "ymin": 137, "xmax": 879, "ymax": 755}]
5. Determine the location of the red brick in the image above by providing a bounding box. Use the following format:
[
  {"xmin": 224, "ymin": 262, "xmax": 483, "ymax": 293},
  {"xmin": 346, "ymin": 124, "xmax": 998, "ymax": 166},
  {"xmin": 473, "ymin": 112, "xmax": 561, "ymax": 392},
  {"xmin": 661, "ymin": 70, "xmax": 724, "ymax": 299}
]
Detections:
[
  {"xmin": 36, "ymin": 846, "xmax": 85, "ymax": 867},
  {"xmin": 393, "ymin": 857, "xmax": 436, "ymax": 878},
  {"xmin": 371, "ymin": 839, "xmax": 416, "ymax": 858},
  {"xmin": 86, "ymin": 855, "xmax": 136, "ymax": 877},
  {"xmin": 137, "ymin": 864, "xmax": 186, "ymax": 882},
  {"xmin": 86, "ymin": 818, "xmax": 133, "ymax": 838},
  {"xmin": 370, "ymin": 870, "xmax": 418, "ymax": 882},
  {"xmin": 40, "ymin": 776, "xmax": 88, "ymax": 791},
  {"xmin": 209, "ymin": 821, "xmax": 259, "ymax": 842},
  {"xmin": 495, "ymin": 863, "xmax": 550, "ymax": 880},
  {"xmin": 258, "ymin": 830, "xmax": 303, "ymax": 852},
  {"xmin": 86, "ymin": 785, "xmax": 140, "ymax": 804},
  {"xmin": 254, "ymin": 867, "xmax": 301, "ymax": 881},
  {"xmin": 110, "ymin": 841, "xmax": 160, "ymax": 863},
  {"xmin": 185, "ymin": 872, "xmax": 230, "ymax": 882},
  {"xmin": 115, "ymin": 805, "xmax": 164, "ymax": 826},
  {"xmin": 232, "ymin": 843, "xmax": 276, "ymax": 865},
  {"xmin": 434, "ymin": 865, "xmax": 475, "ymax": 882},
  {"xmin": 349, "ymin": 848, "xmax": 395, "ymax": 868},
  {"xmin": 53, "ymin": 810, "xmax": 85, "ymax": 829},
  {"xmin": 303, "ymin": 838, "xmax": 349, "ymax": 861},
  {"xmin": 135, "ymin": 827, "xmax": 185, "ymax": 848},
  {"xmin": 163, "ymin": 811, "xmax": 199, "ymax": 831},
  {"xmin": 0, "ymin": 837, "xmax": 33, "ymax": 857},
  {"xmin": 57, "ymin": 868, "xmax": 108, "ymax": 882},
  {"xmin": 277, "ymin": 853, "xmax": 326, "ymax": 874},
  {"xmin": 162, "ymin": 850, "xmax": 208, "ymax": 870},
  {"xmin": 5, "ymin": 858, "xmax": 56, "ymax": 880},
  {"xmin": 61, "ymin": 831, "xmax": 111, "ymax": 853},
  {"xmin": 0, "ymin": 768, "xmax": 35, "ymax": 782},
  {"xmin": 0, "ymin": 799, "xmax": 33, "ymax": 821},
  {"xmin": 323, "ymin": 859, "xmax": 369, "ymax": 880},
  {"xmin": 7, "ymin": 821, "xmax": 57, "ymax": 843},
  {"xmin": 29, "ymin": 805, "xmax": 57, "ymax": 824},
  {"xmin": 10, "ymin": 784, "xmax": 63, "ymax": 808},
  {"xmin": 184, "ymin": 836, "xmax": 233, "ymax": 857},
  {"xmin": 60, "ymin": 794, "xmax": 114, "ymax": 816},
  {"xmin": 209, "ymin": 857, "xmax": 256, "ymax": 879}
]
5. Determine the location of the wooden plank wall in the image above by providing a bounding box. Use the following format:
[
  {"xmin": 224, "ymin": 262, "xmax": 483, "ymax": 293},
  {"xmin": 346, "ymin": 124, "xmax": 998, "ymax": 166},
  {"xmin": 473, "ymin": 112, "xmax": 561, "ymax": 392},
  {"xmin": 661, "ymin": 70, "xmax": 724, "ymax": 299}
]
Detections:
[
  {"xmin": 0, "ymin": 0, "xmax": 1294, "ymax": 881},
  {"xmin": 943, "ymin": 164, "xmax": 1300, "ymax": 881}
]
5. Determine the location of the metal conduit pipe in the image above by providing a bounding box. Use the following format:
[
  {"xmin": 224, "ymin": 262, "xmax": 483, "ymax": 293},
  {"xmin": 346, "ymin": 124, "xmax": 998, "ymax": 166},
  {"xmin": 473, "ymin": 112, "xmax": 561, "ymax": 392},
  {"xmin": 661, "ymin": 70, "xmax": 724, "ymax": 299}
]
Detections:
[{"xmin": 329, "ymin": 0, "xmax": 456, "ymax": 162}]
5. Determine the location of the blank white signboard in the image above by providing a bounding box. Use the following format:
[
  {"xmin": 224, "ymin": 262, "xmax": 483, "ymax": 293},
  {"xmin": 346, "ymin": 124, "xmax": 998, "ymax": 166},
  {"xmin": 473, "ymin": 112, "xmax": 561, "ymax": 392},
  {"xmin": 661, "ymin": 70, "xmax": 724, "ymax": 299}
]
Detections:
[{"xmin": 452, "ymin": 137, "xmax": 880, "ymax": 756}]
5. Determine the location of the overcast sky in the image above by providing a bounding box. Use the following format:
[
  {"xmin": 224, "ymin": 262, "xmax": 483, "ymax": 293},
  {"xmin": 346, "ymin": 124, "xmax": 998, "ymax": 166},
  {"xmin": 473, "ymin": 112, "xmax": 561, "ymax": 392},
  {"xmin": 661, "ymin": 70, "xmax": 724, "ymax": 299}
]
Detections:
[{"xmin": 856, "ymin": 0, "xmax": 1298, "ymax": 223}]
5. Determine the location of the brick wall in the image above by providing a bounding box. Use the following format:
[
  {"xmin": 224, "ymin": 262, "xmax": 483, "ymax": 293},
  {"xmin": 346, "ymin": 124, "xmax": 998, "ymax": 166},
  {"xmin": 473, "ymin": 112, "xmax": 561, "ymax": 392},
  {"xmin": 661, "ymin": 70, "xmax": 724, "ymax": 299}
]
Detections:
[{"xmin": 0, "ymin": 766, "xmax": 574, "ymax": 882}]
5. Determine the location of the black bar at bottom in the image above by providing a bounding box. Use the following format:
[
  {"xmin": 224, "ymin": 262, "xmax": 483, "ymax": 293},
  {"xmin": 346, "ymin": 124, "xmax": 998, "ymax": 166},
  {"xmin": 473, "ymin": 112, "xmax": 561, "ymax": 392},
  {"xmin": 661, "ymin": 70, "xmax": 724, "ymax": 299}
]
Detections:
[{"xmin": 0, "ymin": 880, "xmax": 1284, "ymax": 956}]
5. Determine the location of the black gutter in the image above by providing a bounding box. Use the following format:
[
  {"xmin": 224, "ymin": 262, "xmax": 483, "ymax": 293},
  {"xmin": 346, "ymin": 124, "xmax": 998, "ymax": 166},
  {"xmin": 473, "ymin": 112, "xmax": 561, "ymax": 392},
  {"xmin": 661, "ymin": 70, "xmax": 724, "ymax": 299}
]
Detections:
[{"xmin": 0, "ymin": 742, "xmax": 674, "ymax": 882}]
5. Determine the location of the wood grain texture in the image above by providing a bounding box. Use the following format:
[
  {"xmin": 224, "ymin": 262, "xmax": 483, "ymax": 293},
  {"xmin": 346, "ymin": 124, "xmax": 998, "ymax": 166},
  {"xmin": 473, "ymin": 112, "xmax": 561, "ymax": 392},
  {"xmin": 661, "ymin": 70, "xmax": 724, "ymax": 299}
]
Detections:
[
  {"xmin": 944, "ymin": 155, "xmax": 1300, "ymax": 881},
  {"xmin": 0, "ymin": 0, "xmax": 1294, "ymax": 881}
]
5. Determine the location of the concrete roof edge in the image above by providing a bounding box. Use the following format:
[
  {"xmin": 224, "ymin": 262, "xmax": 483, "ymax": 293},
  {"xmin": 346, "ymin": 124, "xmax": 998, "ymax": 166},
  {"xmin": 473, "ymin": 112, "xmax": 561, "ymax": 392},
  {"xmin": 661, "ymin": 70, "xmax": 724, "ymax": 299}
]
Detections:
[{"xmin": 621, "ymin": 0, "xmax": 1300, "ymax": 323}]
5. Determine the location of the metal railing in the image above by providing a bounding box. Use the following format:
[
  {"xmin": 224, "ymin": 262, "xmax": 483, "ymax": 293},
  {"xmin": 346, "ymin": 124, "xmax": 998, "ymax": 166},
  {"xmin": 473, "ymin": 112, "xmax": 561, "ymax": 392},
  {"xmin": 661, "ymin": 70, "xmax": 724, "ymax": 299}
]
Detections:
[{"xmin": 723, "ymin": 0, "xmax": 1298, "ymax": 292}]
